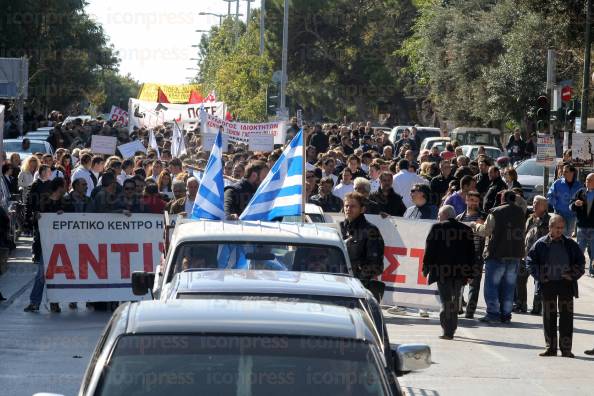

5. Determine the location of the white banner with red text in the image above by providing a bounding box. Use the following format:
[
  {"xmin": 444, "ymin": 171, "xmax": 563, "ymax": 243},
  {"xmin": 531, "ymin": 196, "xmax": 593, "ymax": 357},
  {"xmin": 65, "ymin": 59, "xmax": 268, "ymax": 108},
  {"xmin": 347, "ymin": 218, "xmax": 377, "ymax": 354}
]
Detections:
[
  {"xmin": 128, "ymin": 98, "xmax": 226, "ymax": 132},
  {"xmin": 201, "ymin": 112, "xmax": 286, "ymax": 146},
  {"xmin": 328, "ymin": 214, "xmax": 440, "ymax": 310},
  {"xmin": 39, "ymin": 213, "xmax": 164, "ymax": 303}
]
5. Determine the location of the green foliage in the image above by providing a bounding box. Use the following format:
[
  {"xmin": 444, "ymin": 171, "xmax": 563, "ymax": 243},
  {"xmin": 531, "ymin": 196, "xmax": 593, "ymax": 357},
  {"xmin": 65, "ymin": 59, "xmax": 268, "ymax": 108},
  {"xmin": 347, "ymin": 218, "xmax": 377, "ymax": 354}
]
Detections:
[
  {"xmin": 400, "ymin": 0, "xmax": 585, "ymax": 125},
  {"xmin": 197, "ymin": 15, "xmax": 273, "ymax": 122},
  {"xmin": 0, "ymin": 0, "xmax": 119, "ymax": 112}
]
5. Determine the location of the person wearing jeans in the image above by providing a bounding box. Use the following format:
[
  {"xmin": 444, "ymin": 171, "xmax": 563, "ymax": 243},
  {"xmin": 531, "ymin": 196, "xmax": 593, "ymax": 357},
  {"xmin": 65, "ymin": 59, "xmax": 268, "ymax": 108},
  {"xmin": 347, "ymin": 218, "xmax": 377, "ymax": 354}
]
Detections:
[
  {"xmin": 569, "ymin": 172, "xmax": 594, "ymax": 276},
  {"xmin": 472, "ymin": 191, "xmax": 525, "ymax": 323}
]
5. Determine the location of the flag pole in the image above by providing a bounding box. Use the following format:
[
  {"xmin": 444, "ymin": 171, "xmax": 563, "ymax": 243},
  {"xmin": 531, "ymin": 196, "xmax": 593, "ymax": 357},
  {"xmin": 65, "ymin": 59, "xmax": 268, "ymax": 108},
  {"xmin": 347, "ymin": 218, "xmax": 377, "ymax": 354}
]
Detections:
[{"xmin": 301, "ymin": 128, "xmax": 306, "ymax": 223}]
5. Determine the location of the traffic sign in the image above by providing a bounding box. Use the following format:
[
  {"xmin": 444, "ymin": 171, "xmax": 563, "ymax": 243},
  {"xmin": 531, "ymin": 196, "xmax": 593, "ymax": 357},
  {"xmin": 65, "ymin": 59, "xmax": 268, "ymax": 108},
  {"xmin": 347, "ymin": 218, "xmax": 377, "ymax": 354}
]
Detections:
[{"xmin": 562, "ymin": 85, "xmax": 572, "ymax": 102}]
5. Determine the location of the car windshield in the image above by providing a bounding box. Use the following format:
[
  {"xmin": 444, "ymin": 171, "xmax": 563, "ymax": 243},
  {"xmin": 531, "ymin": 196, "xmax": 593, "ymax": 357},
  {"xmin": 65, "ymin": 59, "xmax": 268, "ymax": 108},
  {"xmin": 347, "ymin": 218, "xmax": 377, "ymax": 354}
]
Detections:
[
  {"xmin": 455, "ymin": 132, "xmax": 494, "ymax": 146},
  {"xmin": 467, "ymin": 147, "xmax": 501, "ymax": 160},
  {"xmin": 4, "ymin": 141, "xmax": 46, "ymax": 153},
  {"xmin": 515, "ymin": 160, "xmax": 557, "ymax": 177},
  {"xmin": 172, "ymin": 242, "xmax": 348, "ymax": 275},
  {"xmin": 95, "ymin": 335, "xmax": 387, "ymax": 396}
]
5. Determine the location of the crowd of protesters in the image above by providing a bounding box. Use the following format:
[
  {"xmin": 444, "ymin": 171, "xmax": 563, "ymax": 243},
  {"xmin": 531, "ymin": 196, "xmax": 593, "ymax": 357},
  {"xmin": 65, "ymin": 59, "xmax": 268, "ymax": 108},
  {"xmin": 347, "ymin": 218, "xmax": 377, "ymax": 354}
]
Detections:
[{"xmin": 1, "ymin": 112, "xmax": 594, "ymax": 356}]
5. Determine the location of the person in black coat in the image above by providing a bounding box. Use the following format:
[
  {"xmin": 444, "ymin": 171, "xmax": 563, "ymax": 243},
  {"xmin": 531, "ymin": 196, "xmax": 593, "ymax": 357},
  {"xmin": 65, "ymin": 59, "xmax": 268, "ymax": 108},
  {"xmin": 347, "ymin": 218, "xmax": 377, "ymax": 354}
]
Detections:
[
  {"xmin": 308, "ymin": 125, "xmax": 329, "ymax": 154},
  {"xmin": 223, "ymin": 161, "xmax": 268, "ymax": 219},
  {"xmin": 309, "ymin": 177, "xmax": 343, "ymax": 213},
  {"xmin": 340, "ymin": 192, "xmax": 385, "ymax": 302},
  {"xmin": 483, "ymin": 166, "xmax": 507, "ymax": 211},
  {"xmin": 369, "ymin": 171, "xmax": 406, "ymax": 217},
  {"xmin": 423, "ymin": 205, "xmax": 477, "ymax": 339},
  {"xmin": 526, "ymin": 214, "xmax": 585, "ymax": 358}
]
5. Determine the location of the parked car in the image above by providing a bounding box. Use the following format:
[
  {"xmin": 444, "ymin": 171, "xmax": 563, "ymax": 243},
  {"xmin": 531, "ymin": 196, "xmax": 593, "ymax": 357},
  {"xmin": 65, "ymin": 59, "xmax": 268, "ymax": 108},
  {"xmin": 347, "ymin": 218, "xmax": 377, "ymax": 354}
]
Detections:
[
  {"xmin": 3, "ymin": 138, "xmax": 54, "ymax": 161},
  {"xmin": 24, "ymin": 127, "xmax": 53, "ymax": 141},
  {"xmin": 459, "ymin": 145, "xmax": 502, "ymax": 160},
  {"xmin": 35, "ymin": 299, "xmax": 429, "ymax": 395},
  {"xmin": 389, "ymin": 126, "xmax": 441, "ymax": 146},
  {"xmin": 134, "ymin": 269, "xmax": 395, "ymax": 364},
  {"xmin": 419, "ymin": 137, "xmax": 451, "ymax": 153},
  {"xmin": 450, "ymin": 127, "xmax": 503, "ymax": 149},
  {"xmin": 514, "ymin": 157, "xmax": 561, "ymax": 203}
]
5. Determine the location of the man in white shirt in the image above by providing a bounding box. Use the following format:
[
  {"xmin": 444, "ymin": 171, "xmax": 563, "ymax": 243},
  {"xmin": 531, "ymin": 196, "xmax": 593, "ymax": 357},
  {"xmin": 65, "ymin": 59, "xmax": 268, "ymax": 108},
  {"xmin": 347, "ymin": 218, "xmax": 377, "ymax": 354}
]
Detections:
[
  {"xmin": 71, "ymin": 153, "xmax": 95, "ymax": 197},
  {"xmin": 392, "ymin": 159, "xmax": 428, "ymax": 208}
]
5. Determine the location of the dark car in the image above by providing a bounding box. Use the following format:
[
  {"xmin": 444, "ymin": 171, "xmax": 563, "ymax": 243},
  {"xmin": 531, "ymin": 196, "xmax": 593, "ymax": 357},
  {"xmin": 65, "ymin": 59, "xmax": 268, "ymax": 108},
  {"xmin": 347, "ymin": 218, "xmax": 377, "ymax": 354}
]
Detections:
[{"xmin": 34, "ymin": 299, "xmax": 430, "ymax": 395}]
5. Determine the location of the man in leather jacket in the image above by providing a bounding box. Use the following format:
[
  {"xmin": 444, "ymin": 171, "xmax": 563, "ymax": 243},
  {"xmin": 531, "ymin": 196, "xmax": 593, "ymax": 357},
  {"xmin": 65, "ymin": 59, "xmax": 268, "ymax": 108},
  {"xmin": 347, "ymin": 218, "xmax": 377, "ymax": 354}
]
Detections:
[{"xmin": 340, "ymin": 192, "xmax": 385, "ymax": 301}]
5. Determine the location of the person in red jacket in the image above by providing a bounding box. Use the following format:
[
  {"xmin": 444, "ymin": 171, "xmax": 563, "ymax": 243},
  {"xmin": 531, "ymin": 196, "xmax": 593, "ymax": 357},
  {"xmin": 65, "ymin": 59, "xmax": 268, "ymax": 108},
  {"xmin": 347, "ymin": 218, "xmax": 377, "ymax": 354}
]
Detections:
[{"xmin": 141, "ymin": 183, "xmax": 167, "ymax": 214}]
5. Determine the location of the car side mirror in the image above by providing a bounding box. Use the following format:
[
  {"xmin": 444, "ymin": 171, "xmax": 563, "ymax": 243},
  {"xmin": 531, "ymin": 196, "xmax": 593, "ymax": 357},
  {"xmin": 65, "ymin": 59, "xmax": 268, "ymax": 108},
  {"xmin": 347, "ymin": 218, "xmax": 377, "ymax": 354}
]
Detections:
[
  {"xmin": 392, "ymin": 343, "xmax": 431, "ymax": 374},
  {"xmin": 131, "ymin": 271, "xmax": 155, "ymax": 296}
]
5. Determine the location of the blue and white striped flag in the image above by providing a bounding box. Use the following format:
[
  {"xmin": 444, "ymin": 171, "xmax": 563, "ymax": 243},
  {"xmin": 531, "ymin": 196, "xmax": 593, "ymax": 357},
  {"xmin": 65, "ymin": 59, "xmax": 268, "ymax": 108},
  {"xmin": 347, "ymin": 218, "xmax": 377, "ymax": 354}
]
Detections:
[
  {"xmin": 190, "ymin": 131, "xmax": 225, "ymax": 220},
  {"xmin": 239, "ymin": 129, "xmax": 303, "ymax": 221}
]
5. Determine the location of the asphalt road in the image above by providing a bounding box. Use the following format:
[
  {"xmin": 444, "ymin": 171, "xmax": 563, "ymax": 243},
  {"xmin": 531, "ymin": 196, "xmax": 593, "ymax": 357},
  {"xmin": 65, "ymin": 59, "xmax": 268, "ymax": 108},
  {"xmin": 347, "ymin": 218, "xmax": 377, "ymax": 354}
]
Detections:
[{"xmin": 1, "ymin": 238, "xmax": 594, "ymax": 396}]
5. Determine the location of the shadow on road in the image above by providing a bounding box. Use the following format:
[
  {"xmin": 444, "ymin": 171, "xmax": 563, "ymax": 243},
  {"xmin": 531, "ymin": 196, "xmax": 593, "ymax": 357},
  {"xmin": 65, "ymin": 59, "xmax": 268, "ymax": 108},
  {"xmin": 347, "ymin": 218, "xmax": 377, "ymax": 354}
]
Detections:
[{"xmin": 453, "ymin": 335, "xmax": 542, "ymax": 350}]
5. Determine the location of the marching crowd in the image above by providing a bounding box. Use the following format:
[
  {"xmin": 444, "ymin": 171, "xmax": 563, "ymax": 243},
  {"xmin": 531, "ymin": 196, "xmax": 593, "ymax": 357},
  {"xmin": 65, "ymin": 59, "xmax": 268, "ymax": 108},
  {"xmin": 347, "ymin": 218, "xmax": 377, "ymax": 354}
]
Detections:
[{"xmin": 1, "ymin": 114, "xmax": 594, "ymax": 357}]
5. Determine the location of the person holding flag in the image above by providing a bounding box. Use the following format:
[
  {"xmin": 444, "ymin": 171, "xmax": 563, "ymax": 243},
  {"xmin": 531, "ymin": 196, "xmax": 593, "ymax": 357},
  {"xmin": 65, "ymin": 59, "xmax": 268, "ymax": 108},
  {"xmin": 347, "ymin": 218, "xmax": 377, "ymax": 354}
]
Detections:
[
  {"xmin": 148, "ymin": 129, "xmax": 160, "ymax": 159},
  {"xmin": 191, "ymin": 131, "xmax": 225, "ymax": 220},
  {"xmin": 239, "ymin": 130, "xmax": 303, "ymax": 221}
]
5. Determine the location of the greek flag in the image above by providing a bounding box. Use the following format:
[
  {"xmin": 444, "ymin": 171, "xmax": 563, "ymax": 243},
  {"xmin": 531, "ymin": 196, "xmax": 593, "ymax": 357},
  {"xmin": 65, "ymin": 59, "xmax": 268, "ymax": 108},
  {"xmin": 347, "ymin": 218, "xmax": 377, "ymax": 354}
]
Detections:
[
  {"xmin": 239, "ymin": 129, "xmax": 303, "ymax": 221},
  {"xmin": 190, "ymin": 131, "xmax": 225, "ymax": 220}
]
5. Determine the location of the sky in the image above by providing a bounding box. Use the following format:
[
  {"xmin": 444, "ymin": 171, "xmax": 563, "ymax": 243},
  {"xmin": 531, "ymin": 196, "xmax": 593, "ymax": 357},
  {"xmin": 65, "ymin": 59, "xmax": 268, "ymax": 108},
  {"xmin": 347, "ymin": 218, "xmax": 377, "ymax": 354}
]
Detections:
[{"xmin": 86, "ymin": 0, "xmax": 256, "ymax": 84}]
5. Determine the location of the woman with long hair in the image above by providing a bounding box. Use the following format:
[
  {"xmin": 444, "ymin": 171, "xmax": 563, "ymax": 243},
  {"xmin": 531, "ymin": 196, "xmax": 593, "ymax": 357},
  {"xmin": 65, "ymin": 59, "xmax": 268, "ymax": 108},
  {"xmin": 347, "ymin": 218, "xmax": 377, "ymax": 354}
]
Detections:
[
  {"xmin": 57, "ymin": 153, "xmax": 72, "ymax": 187},
  {"xmin": 157, "ymin": 170, "xmax": 172, "ymax": 193},
  {"xmin": 18, "ymin": 156, "xmax": 39, "ymax": 201}
]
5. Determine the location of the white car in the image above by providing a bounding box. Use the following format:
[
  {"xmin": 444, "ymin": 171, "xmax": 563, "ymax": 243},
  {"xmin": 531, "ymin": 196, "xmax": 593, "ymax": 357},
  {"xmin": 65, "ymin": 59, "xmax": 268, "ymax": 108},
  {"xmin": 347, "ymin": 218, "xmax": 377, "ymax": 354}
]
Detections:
[
  {"xmin": 515, "ymin": 157, "xmax": 561, "ymax": 202},
  {"xmin": 153, "ymin": 219, "xmax": 353, "ymax": 300},
  {"xmin": 460, "ymin": 145, "xmax": 502, "ymax": 160},
  {"xmin": 3, "ymin": 138, "xmax": 54, "ymax": 161},
  {"xmin": 419, "ymin": 137, "xmax": 451, "ymax": 152}
]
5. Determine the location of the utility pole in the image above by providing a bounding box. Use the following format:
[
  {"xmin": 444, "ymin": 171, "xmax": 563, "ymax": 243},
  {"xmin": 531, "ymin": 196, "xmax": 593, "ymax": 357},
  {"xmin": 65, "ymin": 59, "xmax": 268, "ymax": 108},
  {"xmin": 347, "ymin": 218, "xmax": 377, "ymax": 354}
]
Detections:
[
  {"xmin": 543, "ymin": 49, "xmax": 556, "ymax": 194},
  {"xmin": 279, "ymin": 0, "xmax": 289, "ymax": 118},
  {"xmin": 260, "ymin": 0, "xmax": 265, "ymax": 55},
  {"xmin": 235, "ymin": 0, "xmax": 240, "ymax": 43},
  {"xmin": 581, "ymin": 0, "xmax": 592, "ymax": 133}
]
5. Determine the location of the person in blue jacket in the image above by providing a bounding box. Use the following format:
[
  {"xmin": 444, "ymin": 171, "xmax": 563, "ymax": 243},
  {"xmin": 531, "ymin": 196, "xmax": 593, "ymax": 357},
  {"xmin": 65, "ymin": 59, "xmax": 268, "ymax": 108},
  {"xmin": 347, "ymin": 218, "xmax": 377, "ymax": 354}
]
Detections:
[{"xmin": 547, "ymin": 164, "xmax": 582, "ymax": 236}]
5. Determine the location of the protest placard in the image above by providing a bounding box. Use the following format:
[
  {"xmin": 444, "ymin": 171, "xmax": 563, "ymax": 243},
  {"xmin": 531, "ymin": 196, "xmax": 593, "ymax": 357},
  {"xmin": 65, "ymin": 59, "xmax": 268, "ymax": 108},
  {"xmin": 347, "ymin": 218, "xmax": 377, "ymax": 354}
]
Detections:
[
  {"xmin": 90, "ymin": 135, "xmax": 117, "ymax": 155},
  {"xmin": 249, "ymin": 133, "xmax": 275, "ymax": 152},
  {"xmin": 117, "ymin": 140, "xmax": 146, "ymax": 158}
]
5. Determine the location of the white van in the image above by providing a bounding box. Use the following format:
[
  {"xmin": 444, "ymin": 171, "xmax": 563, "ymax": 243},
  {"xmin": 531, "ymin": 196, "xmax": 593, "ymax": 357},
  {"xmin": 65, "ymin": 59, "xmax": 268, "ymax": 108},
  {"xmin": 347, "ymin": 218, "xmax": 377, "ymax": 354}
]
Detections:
[{"xmin": 451, "ymin": 127, "xmax": 502, "ymax": 150}]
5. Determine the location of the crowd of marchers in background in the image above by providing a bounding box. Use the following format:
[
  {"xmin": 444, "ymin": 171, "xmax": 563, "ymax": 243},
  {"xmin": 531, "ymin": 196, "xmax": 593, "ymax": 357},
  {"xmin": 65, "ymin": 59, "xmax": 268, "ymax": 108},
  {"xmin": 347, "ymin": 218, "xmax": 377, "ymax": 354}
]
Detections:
[{"xmin": 1, "ymin": 113, "xmax": 594, "ymax": 356}]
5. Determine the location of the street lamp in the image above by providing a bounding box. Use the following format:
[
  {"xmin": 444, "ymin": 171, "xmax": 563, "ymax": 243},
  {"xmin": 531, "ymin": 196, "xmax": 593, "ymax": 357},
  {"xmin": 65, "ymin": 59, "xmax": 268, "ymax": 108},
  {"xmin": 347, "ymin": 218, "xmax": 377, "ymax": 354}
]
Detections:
[
  {"xmin": 243, "ymin": 0, "xmax": 256, "ymax": 22},
  {"xmin": 195, "ymin": 29, "xmax": 209, "ymax": 33},
  {"xmin": 198, "ymin": 12, "xmax": 226, "ymax": 25}
]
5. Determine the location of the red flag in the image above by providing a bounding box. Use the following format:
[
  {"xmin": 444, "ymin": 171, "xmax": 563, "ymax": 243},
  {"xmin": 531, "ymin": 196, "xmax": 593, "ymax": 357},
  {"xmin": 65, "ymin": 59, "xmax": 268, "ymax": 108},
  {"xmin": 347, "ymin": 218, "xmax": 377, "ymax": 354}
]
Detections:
[
  {"xmin": 188, "ymin": 90, "xmax": 204, "ymax": 104},
  {"xmin": 205, "ymin": 90, "xmax": 217, "ymax": 102},
  {"xmin": 157, "ymin": 87, "xmax": 170, "ymax": 103},
  {"xmin": 225, "ymin": 111, "xmax": 232, "ymax": 121}
]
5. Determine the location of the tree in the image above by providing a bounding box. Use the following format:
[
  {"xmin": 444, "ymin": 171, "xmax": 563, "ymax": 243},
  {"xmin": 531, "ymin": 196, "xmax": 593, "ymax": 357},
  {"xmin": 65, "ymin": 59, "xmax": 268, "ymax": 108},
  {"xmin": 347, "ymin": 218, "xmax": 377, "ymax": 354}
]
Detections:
[
  {"xmin": 97, "ymin": 71, "xmax": 141, "ymax": 113},
  {"xmin": 196, "ymin": 15, "xmax": 273, "ymax": 122},
  {"xmin": 0, "ymin": 0, "xmax": 120, "ymax": 113},
  {"xmin": 399, "ymin": 0, "xmax": 585, "ymax": 126}
]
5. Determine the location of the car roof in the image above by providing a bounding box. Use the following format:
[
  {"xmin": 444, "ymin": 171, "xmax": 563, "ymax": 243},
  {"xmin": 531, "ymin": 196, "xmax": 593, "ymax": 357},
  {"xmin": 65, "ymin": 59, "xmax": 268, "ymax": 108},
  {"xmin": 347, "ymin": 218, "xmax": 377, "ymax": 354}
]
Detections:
[
  {"xmin": 422, "ymin": 137, "xmax": 450, "ymax": 142},
  {"xmin": 452, "ymin": 127, "xmax": 501, "ymax": 134},
  {"xmin": 4, "ymin": 138, "xmax": 49, "ymax": 145},
  {"xmin": 125, "ymin": 299, "xmax": 376, "ymax": 341},
  {"xmin": 460, "ymin": 145, "xmax": 500, "ymax": 150},
  {"xmin": 171, "ymin": 219, "xmax": 344, "ymax": 247},
  {"xmin": 174, "ymin": 270, "xmax": 368, "ymax": 298}
]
